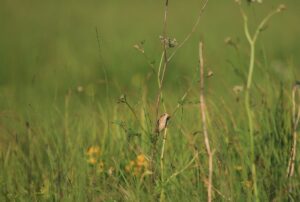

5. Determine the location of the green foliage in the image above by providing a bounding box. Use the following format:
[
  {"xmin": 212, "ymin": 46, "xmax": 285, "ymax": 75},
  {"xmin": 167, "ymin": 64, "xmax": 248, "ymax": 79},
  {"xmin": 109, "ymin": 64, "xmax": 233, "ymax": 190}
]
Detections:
[{"xmin": 0, "ymin": 0, "xmax": 300, "ymax": 201}]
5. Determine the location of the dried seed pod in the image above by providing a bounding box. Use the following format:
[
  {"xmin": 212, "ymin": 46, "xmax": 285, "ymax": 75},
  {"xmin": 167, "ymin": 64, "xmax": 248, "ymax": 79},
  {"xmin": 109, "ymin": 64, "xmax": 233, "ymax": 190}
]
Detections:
[
  {"xmin": 247, "ymin": 0, "xmax": 263, "ymax": 4},
  {"xmin": 277, "ymin": 4, "xmax": 286, "ymax": 12}
]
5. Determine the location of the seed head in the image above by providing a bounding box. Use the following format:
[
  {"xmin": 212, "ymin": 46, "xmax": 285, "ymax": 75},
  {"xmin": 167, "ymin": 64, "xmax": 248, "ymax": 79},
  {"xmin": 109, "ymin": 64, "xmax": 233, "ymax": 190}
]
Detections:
[
  {"xmin": 277, "ymin": 4, "xmax": 286, "ymax": 13},
  {"xmin": 247, "ymin": 0, "xmax": 263, "ymax": 4}
]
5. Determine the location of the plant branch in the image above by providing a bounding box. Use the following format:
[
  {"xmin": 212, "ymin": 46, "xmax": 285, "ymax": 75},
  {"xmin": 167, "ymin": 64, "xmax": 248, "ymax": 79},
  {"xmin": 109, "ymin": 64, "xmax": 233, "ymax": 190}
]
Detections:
[
  {"xmin": 165, "ymin": 153, "xmax": 198, "ymax": 184},
  {"xmin": 239, "ymin": 5, "xmax": 284, "ymax": 201},
  {"xmin": 151, "ymin": 0, "xmax": 170, "ymax": 187},
  {"xmin": 168, "ymin": 0, "xmax": 209, "ymax": 62}
]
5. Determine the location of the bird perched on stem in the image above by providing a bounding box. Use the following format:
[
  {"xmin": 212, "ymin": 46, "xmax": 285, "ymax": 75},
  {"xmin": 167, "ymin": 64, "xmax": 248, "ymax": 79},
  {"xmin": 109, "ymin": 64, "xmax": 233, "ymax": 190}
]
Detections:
[{"xmin": 155, "ymin": 113, "xmax": 171, "ymax": 133}]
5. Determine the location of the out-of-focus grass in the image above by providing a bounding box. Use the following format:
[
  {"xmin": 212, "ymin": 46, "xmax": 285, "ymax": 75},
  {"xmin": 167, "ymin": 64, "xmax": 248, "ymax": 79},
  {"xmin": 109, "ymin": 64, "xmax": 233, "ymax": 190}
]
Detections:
[{"xmin": 0, "ymin": 0, "xmax": 300, "ymax": 201}]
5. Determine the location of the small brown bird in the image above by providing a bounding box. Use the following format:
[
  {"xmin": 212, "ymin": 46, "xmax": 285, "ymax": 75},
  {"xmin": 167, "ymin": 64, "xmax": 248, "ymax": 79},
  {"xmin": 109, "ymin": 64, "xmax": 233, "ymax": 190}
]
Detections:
[{"xmin": 156, "ymin": 113, "xmax": 171, "ymax": 133}]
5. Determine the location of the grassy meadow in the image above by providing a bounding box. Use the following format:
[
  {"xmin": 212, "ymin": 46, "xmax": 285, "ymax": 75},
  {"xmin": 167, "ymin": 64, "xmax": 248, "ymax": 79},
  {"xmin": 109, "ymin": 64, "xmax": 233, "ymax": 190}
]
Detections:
[{"xmin": 1, "ymin": 0, "xmax": 300, "ymax": 201}]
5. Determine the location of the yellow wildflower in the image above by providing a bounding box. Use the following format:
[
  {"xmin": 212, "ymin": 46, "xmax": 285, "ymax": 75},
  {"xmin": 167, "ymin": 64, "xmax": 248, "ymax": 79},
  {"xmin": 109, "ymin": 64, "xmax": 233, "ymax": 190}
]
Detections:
[
  {"xmin": 136, "ymin": 154, "xmax": 147, "ymax": 167},
  {"xmin": 87, "ymin": 157, "xmax": 97, "ymax": 165},
  {"xmin": 86, "ymin": 146, "xmax": 101, "ymax": 156},
  {"xmin": 126, "ymin": 154, "xmax": 149, "ymax": 176}
]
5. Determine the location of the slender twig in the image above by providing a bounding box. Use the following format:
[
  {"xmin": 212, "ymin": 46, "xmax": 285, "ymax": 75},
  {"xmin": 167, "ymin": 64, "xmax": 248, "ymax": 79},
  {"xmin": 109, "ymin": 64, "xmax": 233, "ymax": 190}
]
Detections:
[
  {"xmin": 152, "ymin": 0, "xmax": 210, "ymax": 192},
  {"xmin": 168, "ymin": 0, "xmax": 209, "ymax": 62},
  {"xmin": 118, "ymin": 96, "xmax": 148, "ymax": 134},
  {"xmin": 133, "ymin": 45, "xmax": 156, "ymax": 74},
  {"xmin": 287, "ymin": 83, "xmax": 300, "ymax": 178},
  {"xmin": 156, "ymin": 0, "xmax": 169, "ymax": 194},
  {"xmin": 125, "ymin": 101, "xmax": 148, "ymax": 134},
  {"xmin": 160, "ymin": 128, "xmax": 168, "ymax": 202},
  {"xmin": 199, "ymin": 41, "xmax": 214, "ymax": 202},
  {"xmin": 154, "ymin": 0, "xmax": 169, "ymax": 123},
  {"xmin": 171, "ymin": 86, "xmax": 193, "ymax": 116},
  {"xmin": 160, "ymin": 0, "xmax": 170, "ymax": 81},
  {"xmin": 165, "ymin": 153, "xmax": 198, "ymax": 184},
  {"xmin": 151, "ymin": 0, "xmax": 170, "ymax": 185},
  {"xmin": 157, "ymin": 52, "xmax": 167, "ymax": 113}
]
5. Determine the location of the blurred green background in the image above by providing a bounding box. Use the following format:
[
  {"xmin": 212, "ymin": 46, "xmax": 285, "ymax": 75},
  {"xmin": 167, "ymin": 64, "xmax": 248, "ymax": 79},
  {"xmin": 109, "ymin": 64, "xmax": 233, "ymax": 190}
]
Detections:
[
  {"xmin": 1, "ymin": 1, "xmax": 300, "ymax": 201},
  {"xmin": 0, "ymin": 0, "xmax": 299, "ymax": 105}
]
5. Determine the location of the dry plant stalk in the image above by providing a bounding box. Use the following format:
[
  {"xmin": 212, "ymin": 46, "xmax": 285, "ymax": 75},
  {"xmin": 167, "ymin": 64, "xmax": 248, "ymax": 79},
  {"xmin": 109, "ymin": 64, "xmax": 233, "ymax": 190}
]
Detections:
[
  {"xmin": 160, "ymin": 128, "xmax": 168, "ymax": 202},
  {"xmin": 154, "ymin": 0, "xmax": 169, "ymax": 123},
  {"xmin": 151, "ymin": 0, "xmax": 169, "ymax": 185},
  {"xmin": 154, "ymin": 0, "xmax": 210, "ymax": 127},
  {"xmin": 287, "ymin": 83, "xmax": 300, "ymax": 178},
  {"xmin": 151, "ymin": 0, "xmax": 209, "ymax": 189},
  {"xmin": 199, "ymin": 41, "xmax": 214, "ymax": 202}
]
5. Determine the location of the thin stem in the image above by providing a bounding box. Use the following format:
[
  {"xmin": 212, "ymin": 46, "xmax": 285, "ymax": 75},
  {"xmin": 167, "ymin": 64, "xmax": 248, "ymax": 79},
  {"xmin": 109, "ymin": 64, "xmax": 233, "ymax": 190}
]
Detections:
[
  {"xmin": 165, "ymin": 153, "xmax": 198, "ymax": 184},
  {"xmin": 241, "ymin": 10, "xmax": 253, "ymax": 44},
  {"xmin": 171, "ymin": 86, "xmax": 192, "ymax": 116},
  {"xmin": 199, "ymin": 41, "xmax": 213, "ymax": 202},
  {"xmin": 243, "ymin": 19, "xmax": 259, "ymax": 202},
  {"xmin": 253, "ymin": 10, "xmax": 279, "ymax": 43},
  {"xmin": 154, "ymin": 0, "xmax": 169, "ymax": 126},
  {"xmin": 157, "ymin": 52, "xmax": 164, "ymax": 87},
  {"xmin": 157, "ymin": 52, "xmax": 167, "ymax": 112},
  {"xmin": 152, "ymin": 0, "xmax": 169, "ymax": 186},
  {"xmin": 240, "ymin": 5, "xmax": 281, "ymax": 201},
  {"xmin": 160, "ymin": 128, "xmax": 168, "ymax": 202},
  {"xmin": 287, "ymin": 84, "xmax": 300, "ymax": 178},
  {"xmin": 134, "ymin": 48, "xmax": 156, "ymax": 74},
  {"xmin": 124, "ymin": 101, "xmax": 148, "ymax": 134},
  {"xmin": 168, "ymin": 0, "xmax": 209, "ymax": 62}
]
